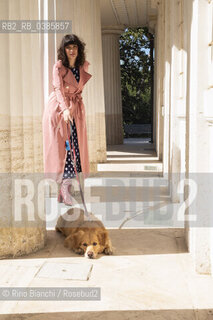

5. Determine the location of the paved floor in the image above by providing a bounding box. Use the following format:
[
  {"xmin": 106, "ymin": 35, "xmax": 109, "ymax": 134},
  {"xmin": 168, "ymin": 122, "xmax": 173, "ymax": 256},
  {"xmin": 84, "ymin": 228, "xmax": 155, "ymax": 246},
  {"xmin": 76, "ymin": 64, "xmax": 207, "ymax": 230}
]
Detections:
[
  {"xmin": 1, "ymin": 228, "xmax": 213, "ymax": 319},
  {"xmin": 97, "ymin": 138, "xmax": 162, "ymax": 174},
  {"xmin": 0, "ymin": 139, "xmax": 213, "ymax": 319}
]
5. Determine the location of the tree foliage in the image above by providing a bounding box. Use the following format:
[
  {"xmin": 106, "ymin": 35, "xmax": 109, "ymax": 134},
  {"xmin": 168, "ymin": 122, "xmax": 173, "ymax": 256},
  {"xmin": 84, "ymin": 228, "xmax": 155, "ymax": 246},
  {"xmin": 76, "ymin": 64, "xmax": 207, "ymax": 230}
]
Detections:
[{"xmin": 119, "ymin": 27, "xmax": 153, "ymax": 125}]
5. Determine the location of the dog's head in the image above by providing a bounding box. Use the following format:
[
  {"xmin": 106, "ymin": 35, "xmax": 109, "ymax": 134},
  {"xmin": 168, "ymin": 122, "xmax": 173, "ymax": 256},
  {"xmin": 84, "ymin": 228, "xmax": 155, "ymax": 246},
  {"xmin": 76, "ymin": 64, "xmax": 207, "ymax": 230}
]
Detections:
[{"xmin": 64, "ymin": 228, "xmax": 108, "ymax": 259}]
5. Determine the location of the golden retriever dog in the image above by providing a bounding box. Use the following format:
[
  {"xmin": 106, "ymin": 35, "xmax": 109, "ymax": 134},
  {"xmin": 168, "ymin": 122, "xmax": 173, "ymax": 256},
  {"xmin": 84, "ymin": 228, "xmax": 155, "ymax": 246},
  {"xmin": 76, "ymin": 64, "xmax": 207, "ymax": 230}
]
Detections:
[{"xmin": 55, "ymin": 208, "xmax": 113, "ymax": 259}]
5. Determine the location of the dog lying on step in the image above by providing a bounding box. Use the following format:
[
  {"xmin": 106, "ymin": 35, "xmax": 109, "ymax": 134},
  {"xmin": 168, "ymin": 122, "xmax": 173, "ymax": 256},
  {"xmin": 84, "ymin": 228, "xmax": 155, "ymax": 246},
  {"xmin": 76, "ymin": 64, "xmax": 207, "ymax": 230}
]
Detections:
[{"xmin": 55, "ymin": 208, "xmax": 113, "ymax": 259}]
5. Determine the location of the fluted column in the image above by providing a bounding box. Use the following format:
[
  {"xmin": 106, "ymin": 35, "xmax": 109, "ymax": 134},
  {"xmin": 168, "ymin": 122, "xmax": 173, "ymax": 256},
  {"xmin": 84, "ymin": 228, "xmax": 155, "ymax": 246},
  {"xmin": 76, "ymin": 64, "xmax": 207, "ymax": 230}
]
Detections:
[
  {"xmin": 184, "ymin": 0, "xmax": 213, "ymax": 275},
  {"xmin": 102, "ymin": 26, "xmax": 125, "ymax": 145},
  {"xmin": 155, "ymin": 0, "xmax": 165, "ymax": 162},
  {"xmin": 168, "ymin": 0, "xmax": 186, "ymax": 201},
  {"xmin": 0, "ymin": 0, "xmax": 46, "ymax": 258}
]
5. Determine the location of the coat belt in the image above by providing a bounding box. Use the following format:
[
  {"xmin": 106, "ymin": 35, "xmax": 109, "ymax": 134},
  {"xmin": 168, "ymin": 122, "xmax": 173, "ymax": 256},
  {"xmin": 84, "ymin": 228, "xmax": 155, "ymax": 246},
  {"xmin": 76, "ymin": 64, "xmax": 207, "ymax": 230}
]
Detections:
[{"xmin": 65, "ymin": 92, "xmax": 84, "ymax": 119}]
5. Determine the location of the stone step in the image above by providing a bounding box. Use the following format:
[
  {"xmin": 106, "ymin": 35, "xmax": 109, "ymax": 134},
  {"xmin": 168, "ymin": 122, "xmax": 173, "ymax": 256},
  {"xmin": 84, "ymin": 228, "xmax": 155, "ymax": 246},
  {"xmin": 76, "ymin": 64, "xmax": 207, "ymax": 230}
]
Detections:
[
  {"xmin": 106, "ymin": 156, "xmax": 158, "ymax": 161},
  {"xmin": 97, "ymin": 161, "xmax": 163, "ymax": 173},
  {"xmin": 89, "ymin": 171, "xmax": 163, "ymax": 178}
]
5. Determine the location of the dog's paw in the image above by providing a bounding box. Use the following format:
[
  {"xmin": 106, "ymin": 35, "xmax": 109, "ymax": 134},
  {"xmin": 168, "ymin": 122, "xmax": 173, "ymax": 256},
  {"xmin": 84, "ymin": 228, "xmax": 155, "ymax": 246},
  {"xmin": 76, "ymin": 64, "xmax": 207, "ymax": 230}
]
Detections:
[
  {"xmin": 104, "ymin": 246, "xmax": 113, "ymax": 255},
  {"xmin": 74, "ymin": 247, "xmax": 84, "ymax": 255}
]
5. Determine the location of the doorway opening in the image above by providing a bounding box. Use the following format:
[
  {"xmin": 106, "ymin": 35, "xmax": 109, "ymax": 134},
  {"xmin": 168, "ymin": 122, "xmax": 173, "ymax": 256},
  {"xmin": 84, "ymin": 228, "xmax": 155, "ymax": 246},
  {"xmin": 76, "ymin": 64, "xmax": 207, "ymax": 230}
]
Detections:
[{"xmin": 119, "ymin": 27, "xmax": 155, "ymax": 143}]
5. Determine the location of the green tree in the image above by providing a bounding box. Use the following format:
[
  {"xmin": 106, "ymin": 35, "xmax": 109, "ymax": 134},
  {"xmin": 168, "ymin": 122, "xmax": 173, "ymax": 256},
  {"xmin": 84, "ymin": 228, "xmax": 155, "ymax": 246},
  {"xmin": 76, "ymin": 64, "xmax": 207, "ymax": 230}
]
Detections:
[{"xmin": 119, "ymin": 27, "xmax": 153, "ymax": 126}]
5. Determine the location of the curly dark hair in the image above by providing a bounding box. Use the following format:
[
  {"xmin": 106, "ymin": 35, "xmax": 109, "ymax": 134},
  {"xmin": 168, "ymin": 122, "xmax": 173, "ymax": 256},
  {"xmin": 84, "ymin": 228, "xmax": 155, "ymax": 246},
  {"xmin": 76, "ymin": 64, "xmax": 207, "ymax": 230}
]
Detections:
[{"xmin": 57, "ymin": 34, "xmax": 86, "ymax": 68}]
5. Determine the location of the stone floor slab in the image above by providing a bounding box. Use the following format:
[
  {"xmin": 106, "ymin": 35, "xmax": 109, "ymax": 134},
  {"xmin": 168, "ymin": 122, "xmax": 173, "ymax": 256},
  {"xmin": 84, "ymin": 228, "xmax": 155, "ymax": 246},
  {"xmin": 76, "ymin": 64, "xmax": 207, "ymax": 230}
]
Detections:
[{"xmin": 35, "ymin": 262, "xmax": 93, "ymax": 281}]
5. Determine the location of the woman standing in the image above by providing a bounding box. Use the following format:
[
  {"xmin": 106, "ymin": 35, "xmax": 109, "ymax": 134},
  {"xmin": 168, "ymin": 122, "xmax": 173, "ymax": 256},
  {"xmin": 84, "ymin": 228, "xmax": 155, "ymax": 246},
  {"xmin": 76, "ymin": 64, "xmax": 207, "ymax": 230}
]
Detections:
[{"xmin": 42, "ymin": 34, "xmax": 92, "ymax": 205}]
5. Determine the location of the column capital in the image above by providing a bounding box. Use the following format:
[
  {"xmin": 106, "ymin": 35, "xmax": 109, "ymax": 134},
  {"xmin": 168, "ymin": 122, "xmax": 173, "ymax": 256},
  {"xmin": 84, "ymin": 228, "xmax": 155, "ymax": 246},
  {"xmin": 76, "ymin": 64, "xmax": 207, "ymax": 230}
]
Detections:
[{"xmin": 102, "ymin": 25, "xmax": 126, "ymax": 35}]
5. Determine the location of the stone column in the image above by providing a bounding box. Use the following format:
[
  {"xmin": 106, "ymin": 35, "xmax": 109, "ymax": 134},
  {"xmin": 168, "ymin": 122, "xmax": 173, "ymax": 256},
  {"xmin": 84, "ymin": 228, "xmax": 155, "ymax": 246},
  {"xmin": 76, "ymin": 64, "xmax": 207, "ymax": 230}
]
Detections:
[
  {"xmin": 157, "ymin": 0, "xmax": 186, "ymax": 202},
  {"xmin": 184, "ymin": 0, "xmax": 213, "ymax": 274},
  {"xmin": 0, "ymin": 0, "xmax": 107, "ymax": 258},
  {"xmin": 150, "ymin": 21, "xmax": 157, "ymax": 148},
  {"xmin": 162, "ymin": 0, "xmax": 171, "ymax": 176},
  {"xmin": 102, "ymin": 26, "xmax": 125, "ymax": 145},
  {"xmin": 169, "ymin": 0, "xmax": 186, "ymax": 202},
  {"xmin": 0, "ymin": 0, "xmax": 46, "ymax": 258},
  {"xmin": 155, "ymin": 0, "xmax": 165, "ymax": 162},
  {"xmin": 148, "ymin": 3, "xmax": 158, "ymax": 147}
]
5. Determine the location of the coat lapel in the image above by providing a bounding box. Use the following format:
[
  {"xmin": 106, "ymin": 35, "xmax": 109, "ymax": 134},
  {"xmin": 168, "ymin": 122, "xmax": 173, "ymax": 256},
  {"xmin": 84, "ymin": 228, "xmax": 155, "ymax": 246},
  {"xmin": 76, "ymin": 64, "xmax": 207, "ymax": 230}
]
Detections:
[
  {"xmin": 62, "ymin": 60, "xmax": 92, "ymax": 89},
  {"xmin": 80, "ymin": 61, "xmax": 92, "ymax": 87}
]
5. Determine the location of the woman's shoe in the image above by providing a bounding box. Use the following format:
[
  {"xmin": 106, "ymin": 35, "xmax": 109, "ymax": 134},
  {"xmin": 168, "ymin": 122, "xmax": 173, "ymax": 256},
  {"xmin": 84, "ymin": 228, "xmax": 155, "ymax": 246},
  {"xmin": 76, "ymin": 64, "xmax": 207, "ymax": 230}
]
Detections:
[{"xmin": 57, "ymin": 178, "xmax": 73, "ymax": 206}]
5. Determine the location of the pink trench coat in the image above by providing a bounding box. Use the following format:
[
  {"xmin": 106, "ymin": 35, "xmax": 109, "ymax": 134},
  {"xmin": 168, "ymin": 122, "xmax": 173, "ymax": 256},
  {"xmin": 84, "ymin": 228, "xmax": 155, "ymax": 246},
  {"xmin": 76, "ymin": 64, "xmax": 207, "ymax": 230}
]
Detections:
[{"xmin": 42, "ymin": 59, "xmax": 92, "ymax": 184}]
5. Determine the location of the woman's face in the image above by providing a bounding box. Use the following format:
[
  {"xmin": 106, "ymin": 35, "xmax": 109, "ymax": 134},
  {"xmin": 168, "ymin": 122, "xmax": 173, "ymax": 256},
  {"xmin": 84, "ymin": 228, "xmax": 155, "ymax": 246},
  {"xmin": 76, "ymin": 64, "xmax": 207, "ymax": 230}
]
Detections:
[{"xmin": 65, "ymin": 44, "xmax": 78, "ymax": 60}]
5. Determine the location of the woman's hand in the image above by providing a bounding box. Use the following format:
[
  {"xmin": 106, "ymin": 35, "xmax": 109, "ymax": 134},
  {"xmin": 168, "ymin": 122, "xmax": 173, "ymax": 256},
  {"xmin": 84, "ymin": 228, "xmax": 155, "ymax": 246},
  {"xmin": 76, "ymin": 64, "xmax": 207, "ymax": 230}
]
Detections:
[{"xmin": 63, "ymin": 109, "xmax": 73, "ymax": 124}]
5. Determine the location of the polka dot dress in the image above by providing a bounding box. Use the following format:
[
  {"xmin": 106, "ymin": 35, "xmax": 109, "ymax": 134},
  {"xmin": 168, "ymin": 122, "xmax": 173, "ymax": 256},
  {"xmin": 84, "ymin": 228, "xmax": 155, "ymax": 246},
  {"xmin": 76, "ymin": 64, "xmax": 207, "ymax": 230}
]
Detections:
[{"xmin": 62, "ymin": 66, "xmax": 82, "ymax": 180}]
